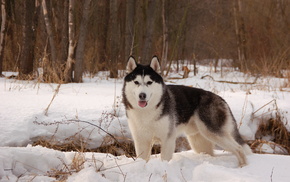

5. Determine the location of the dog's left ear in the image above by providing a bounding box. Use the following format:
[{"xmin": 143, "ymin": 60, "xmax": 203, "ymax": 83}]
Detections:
[
  {"xmin": 126, "ymin": 56, "xmax": 137, "ymax": 73},
  {"xmin": 150, "ymin": 56, "xmax": 161, "ymax": 73}
]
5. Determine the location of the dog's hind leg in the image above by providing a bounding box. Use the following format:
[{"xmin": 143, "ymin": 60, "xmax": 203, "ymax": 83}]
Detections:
[
  {"xmin": 233, "ymin": 126, "xmax": 252, "ymax": 155},
  {"xmin": 195, "ymin": 120, "xmax": 247, "ymax": 167},
  {"xmin": 187, "ymin": 133, "xmax": 214, "ymax": 156},
  {"xmin": 214, "ymin": 135, "xmax": 247, "ymax": 167},
  {"xmin": 201, "ymin": 130, "xmax": 247, "ymax": 167}
]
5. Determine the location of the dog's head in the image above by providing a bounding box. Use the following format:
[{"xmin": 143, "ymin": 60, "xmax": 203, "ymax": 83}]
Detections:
[{"xmin": 123, "ymin": 56, "xmax": 164, "ymax": 109}]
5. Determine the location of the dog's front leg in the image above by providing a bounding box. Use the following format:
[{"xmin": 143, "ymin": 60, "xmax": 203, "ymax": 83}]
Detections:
[
  {"xmin": 127, "ymin": 118, "xmax": 153, "ymax": 161},
  {"xmin": 160, "ymin": 136, "xmax": 176, "ymax": 161},
  {"xmin": 133, "ymin": 135, "xmax": 152, "ymax": 161}
]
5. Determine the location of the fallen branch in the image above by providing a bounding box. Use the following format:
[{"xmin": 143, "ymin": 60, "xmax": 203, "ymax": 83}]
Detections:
[{"xmin": 201, "ymin": 74, "xmax": 259, "ymax": 85}]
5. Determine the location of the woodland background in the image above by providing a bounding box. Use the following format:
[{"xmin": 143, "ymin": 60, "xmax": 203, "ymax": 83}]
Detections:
[{"xmin": 0, "ymin": 0, "xmax": 289, "ymax": 82}]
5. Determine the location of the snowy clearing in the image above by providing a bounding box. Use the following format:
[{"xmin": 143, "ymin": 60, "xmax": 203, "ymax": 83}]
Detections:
[{"xmin": 1, "ymin": 66, "xmax": 290, "ymax": 181}]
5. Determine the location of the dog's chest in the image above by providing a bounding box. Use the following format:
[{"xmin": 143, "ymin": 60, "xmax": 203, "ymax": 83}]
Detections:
[{"xmin": 126, "ymin": 109, "xmax": 171, "ymax": 138}]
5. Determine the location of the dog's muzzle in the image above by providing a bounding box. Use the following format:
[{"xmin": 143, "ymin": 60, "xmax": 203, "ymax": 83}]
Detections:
[{"xmin": 138, "ymin": 93, "xmax": 147, "ymax": 108}]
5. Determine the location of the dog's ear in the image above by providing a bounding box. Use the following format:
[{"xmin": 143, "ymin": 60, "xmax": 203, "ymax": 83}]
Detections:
[
  {"xmin": 126, "ymin": 56, "xmax": 137, "ymax": 73},
  {"xmin": 150, "ymin": 56, "xmax": 161, "ymax": 73}
]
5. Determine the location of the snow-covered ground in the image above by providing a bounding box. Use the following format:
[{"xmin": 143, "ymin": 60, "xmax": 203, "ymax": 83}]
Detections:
[{"xmin": 1, "ymin": 65, "xmax": 290, "ymax": 181}]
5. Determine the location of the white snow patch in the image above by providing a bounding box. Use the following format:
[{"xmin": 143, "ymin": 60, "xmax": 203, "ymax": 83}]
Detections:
[{"xmin": 1, "ymin": 66, "xmax": 290, "ymax": 181}]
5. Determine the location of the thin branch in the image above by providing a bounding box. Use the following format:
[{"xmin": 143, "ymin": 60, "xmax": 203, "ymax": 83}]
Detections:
[{"xmin": 252, "ymin": 99, "xmax": 276, "ymax": 115}]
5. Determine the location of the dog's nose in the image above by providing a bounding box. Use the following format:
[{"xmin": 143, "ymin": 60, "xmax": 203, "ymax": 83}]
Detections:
[{"xmin": 139, "ymin": 93, "xmax": 146, "ymax": 100}]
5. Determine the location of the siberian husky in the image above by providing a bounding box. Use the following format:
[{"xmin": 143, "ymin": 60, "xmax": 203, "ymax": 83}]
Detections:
[{"xmin": 122, "ymin": 56, "xmax": 252, "ymax": 167}]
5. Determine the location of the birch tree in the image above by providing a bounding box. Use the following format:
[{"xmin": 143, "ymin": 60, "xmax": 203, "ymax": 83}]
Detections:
[
  {"xmin": 64, "ymin": 0, "xmax": 75, "ymax": 82},
  {"xmin": 0, "ymin": 0, "xmax": 7, "ymax": 76}
]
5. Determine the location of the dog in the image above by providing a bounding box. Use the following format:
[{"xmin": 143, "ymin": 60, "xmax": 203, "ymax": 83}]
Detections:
[{"xmin": 122, "ymin": 56, "xmax": 252, "ymax": 167}]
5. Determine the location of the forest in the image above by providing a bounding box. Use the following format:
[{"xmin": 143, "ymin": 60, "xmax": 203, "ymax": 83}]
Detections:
[
  {"xmin": 0, "ymin": 0, "xmax": 289, "ymax": 82},
  {"xmin": 1, "ymin": 1, "xmax": 290, "ymax": 181}
]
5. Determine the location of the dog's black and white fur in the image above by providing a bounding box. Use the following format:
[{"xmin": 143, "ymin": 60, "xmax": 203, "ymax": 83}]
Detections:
[{"xmin": 122, "ymin": 56, "xmax": 252, "ymax": 167}]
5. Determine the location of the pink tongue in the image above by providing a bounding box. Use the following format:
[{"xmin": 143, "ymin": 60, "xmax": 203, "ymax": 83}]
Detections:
[{"xmin": 138, "ymin": 101, "xmax": 147, "ymax": 108}]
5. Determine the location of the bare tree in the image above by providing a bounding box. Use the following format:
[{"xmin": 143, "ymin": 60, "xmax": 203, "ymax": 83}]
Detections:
[
  {"xmin": 161, "ymin": 0, "xmax": 168, "ymax": 73},
  {"xmin": 141, "ymin": 0, "xmax": 157, "ymax": 63},
  {"xmin": 95, "ymin": 0, "xmax": 109, "ymax": 71},
  {"xmin": 233, "ymin": 0, "xmax": 247, "ymax": 71},
  {"xmin": 19, "ymin": 0, "xmax": 36, "ymax": 77},
  {"xmin": 125, "ymin": 0, "xmax": 135, "ymax": 57},
  {"xmin": 59, "ymin": 0, "xmax": 69, "ymax": 65},
  {"xmin": 109, "ymin": 0, "xmax": 119, "ymax": 78},
  {"xmin": 74, "ymin": 0, "xmax": 91, "ymax": 82},
  {"xmin": 165, "ymin": 2, "xmax": 189, "ymax": 76},
  {"xmin": 0, "ymin": 0, "xmax": 7, "ymax": 76},
  {"xmin": 41, "ymin": 0, "xmax": 57, "ymax": 63}
]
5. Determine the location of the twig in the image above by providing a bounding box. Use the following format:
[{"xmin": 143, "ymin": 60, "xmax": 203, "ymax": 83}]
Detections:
[
  {"xmin": 180, "ymin": 168, "xmax": 187, "ymax": 182},
  {"xmin": 270, "ymin": 167, "xmax": 274, "ymax": 182},
  {"xmin": 44, "ymin": 84, "xmax": 61, "ymax": 116},
  {"xmin": 92, "ymin": 154, "xmax": 104, "ymax": 172},
  {"xmin": 114, "ymin": 158, "xmax": 127, "ymax": 182},
  {"xmin": 148, "ymin": 173, "xmax": 153, "ymax": 182},
  {"xmin": 253, "ymin": 99, "xmax": 276, "ymax": 115}
]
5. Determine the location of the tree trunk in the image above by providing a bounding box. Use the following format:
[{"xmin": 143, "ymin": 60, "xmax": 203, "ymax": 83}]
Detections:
[
  {"xmin": 161, "ymin": 0, "xmax": 168, "ymax": 73},
  {"xmin": 64, "ymin": 0, "xmax": 75, "ymax": 83},
  {"xmin": 0, "ymin": 0, "xmax": 7, "ymax": 76},
  {"xmin": 19, "ymin": 0, "xmax": 36, "ymax": 77},
  {"xmin": 74, "ymin": 0, "xmax": 91, "ymax": 82},
  {"xmin": 96, "ymin": 0, "xmax": 109, "ymax": 71},
  {"xmin": 41, "ymin": 0, "xmax": 57, "ymax": 63},
  {"xmin": 141, "ymin": 0, "xmax": 157, "ymax": 64},
  {"xmin": 233, "ymin": 0, "xmax": 247, "ymax": 71},
  {"xmin": 60, "ymin": 0, "xmax": 69, "ymax": 66},
  {"xmin": 165, "ymin": 4, "xmax": 189, "ymax": 76},
  {"xmin": 125, "ymin": 0, "xmax": 135, "ymax": 57},
  {"xmin": 109, "ymin": 0, "xmax": 119, "ymax": 78}
]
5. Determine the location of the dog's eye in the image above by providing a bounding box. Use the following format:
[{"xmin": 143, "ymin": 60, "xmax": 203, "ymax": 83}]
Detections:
[
  {"xmin": 134, "ymin": 81, "xmax": 140, "ymax": 85},
  {"xmin": 147, "ymin": 81, "xmax": 153, "ymax": 85}
]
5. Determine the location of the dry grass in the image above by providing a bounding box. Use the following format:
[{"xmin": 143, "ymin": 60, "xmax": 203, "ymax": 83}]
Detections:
[
  {"xmin": 32, "ymin": 109, "xmax": 289, "ymax": 158},
  {"xmin": 32, "ymin": 134, "xmax": 191, "ymax": 159},
  {"xmin": 249, "ymin": 140, "xmax": 289, "ymax": 155},
  {"xmin": 249, "ymin": 99, "xmax": 290, "ymax": 154},
  {"xmin": 252, "ymin": 116, "xmax": 290, "ymax": 154},
  {"xmin": 46, "ymin": 152, "xmax": 86, "ymax": 181}
]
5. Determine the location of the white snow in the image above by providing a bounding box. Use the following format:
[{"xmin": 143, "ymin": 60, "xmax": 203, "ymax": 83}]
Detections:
[{"xmin": 1, "ymin": 66, "xmax": 290, "ymax": 181}]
